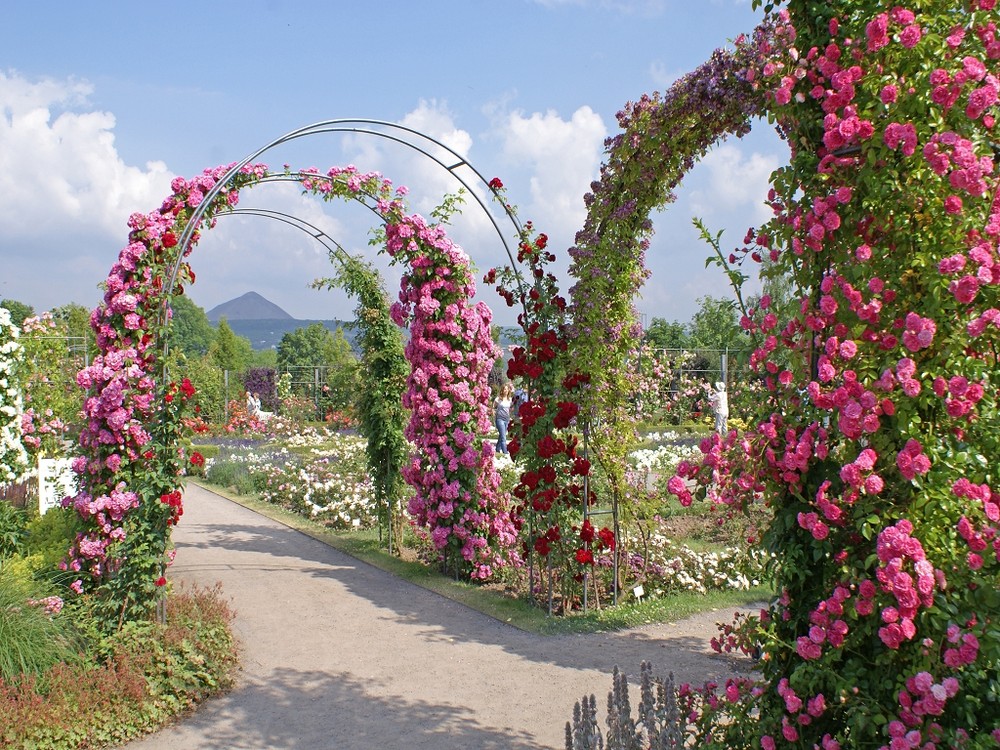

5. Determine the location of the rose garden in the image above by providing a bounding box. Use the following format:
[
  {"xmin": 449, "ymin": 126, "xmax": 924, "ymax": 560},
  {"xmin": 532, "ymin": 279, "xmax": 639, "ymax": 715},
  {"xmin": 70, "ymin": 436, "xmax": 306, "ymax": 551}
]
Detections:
[{"xmin": 2, "ymin": 0, "xmax": 1000, "ymax": 747}]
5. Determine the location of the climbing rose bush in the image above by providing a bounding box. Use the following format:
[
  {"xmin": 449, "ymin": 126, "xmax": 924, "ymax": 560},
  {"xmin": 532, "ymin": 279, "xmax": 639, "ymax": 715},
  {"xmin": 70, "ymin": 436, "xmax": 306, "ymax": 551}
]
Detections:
[
  {"xmin": 669, "ymin": 1, "xmax": 1000, "ymax": 746},
  {"xmin": 380, "ymin": 197, "xmax": 516, "ymax": 580},
  {"xmin": 488, "ymin": 187, "xmax": 614, "ymax": 609},
  {"xmin": 17, "ymin": 312, "xmax": 81, "ymax": 460},
  {"xmin": 300, "ymin": 166, "xmax": 516, "ymax": 579}
]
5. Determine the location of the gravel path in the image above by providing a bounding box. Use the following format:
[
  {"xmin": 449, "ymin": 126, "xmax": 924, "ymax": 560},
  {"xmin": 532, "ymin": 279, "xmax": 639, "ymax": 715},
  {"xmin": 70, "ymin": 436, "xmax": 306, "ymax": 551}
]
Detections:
[{"xmin": 123, "ymin": 483, "xmax": 758, "ymax": 750}]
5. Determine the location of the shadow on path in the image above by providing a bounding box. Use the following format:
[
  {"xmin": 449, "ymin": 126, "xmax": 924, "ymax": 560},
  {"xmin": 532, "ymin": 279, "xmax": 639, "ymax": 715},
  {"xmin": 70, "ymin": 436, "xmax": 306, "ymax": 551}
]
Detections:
[{"xmin": 126, "ymin": 483, "xmax": 756, "ymax": 750}]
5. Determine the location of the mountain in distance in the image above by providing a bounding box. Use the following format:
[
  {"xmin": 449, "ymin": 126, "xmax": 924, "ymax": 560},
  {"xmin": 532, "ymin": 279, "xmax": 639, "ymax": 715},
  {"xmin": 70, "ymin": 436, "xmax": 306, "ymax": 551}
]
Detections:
[
  {"xmin": 206, "ymin": 291, "xmax": 293, "ymax": 322},
  {"xmin": 204, "ymin": 291, "xmax": 522, "ymax": 351},
  {"xmin": 205, "ymin": 291, "xmax": 350, "ymax": 350}
]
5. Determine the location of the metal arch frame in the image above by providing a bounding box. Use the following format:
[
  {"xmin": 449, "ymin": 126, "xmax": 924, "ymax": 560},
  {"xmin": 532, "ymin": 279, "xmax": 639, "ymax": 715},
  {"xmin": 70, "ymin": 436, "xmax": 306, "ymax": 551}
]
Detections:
[
  {"xmin": 221, "ymin": 205, "xmax": 359, "ymax": 269},
  {"xmin": 165, "ymin": 118, "xmax": 530, "ymax": 334}
]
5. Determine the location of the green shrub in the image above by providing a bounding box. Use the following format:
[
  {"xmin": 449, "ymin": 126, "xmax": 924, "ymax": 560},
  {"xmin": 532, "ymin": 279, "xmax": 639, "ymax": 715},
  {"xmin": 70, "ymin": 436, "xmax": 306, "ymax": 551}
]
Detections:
[
  {"xmin": 0, "ymin": 584, "xmax": 237, "ymax": 749},
  {"xmin": 23, "ymin": 506, "xmax": 83, "ymax": 577},
  {"xmin": 0, "ymin": 566, "xmax": 82, "ymax": 681},
  {"xmin": 0, "ymin": 501, "xmax": 28, "ymax": 558},
  {"xmin": 205, "ymin": 459, "xmax": 250, "ymax": 491}
]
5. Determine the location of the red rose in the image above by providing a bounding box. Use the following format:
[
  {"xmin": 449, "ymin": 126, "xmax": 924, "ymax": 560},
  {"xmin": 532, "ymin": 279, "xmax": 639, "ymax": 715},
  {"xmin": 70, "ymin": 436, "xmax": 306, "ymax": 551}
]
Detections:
[
  {"xmin": 598, "ymin": 527, "xmax": 616, "ymax": 551},
  {"xmin": 488, "ymin": 177, "xmax": 504, "ymax": 190},
  {"xmin": 553, "ymin": 401, "xmax": 579, "ymax": 429},
  {"xmin": 575, "ymin": 548, "xmax": 594, "ymax": 565},
  {"xmin": 162, "ymin": 231, "xmax": 178, "ymax": 248},
  {"xmin": 155, "ymin": 576, "xmax": 167, "ymax": 587},
  {"xmin": 190, "ymin": 452, "xmax": 205, "ymax": 467}
]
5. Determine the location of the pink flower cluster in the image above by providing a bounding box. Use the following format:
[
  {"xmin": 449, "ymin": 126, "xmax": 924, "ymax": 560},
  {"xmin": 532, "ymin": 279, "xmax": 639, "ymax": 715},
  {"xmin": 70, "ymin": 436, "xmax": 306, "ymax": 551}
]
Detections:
[
  {"xmin": 27, "ymin": 595, "xmax": 64, "ymax": 616},
  {"xmin": 768, "ymin": 678, "xmax": 830, "ymax": 745},
  {"xmin": 866, "ymin": 9, "xmax": 923, "ymax": 53},
  {"xmin": 901, "ymin": 313, "xmax": 936, "ymax": 352},
  {"xmin": 923, "ymin": 132, "xmax": 995, "ymax": 198},
  {"xmin": 931, "ymin": 373, "xmax": 985, "ymax": 420},
  {"xmin": 881, "ymin": 670, "xmax": 961, "ymax": 748},
  {"xmin": 383, "ymin": 212, "xmax": 515, "ymax": 580},
  {"xmin": 951, "ymin": 477, "xmax": 1000, "ymax": 568},
  {"xmin": 895, "ymin": 439, "xmax": 931, "ymax": 481},
  {"xmin": 875, "ymin": 520, "xmax": 939, "ymax": 650},
  {"xmin": 66, "ymin": 162, "xmax": 262, "ymax": 594},
  {"xmin": 795, "ymin": 584, "xmax": 851, "ymax": 662}
]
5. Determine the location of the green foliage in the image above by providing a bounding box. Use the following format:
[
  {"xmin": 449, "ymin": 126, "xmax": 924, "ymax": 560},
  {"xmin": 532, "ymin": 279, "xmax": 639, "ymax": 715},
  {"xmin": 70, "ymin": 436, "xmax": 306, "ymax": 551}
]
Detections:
[
  {"xmin": 0, "ymin": 502, "xmax": 28, "ymax": 559},
  {"xmin": 0, "ymin": 299, "xmax": 35, "ymax": 327},
  {"xmin": 179, "ymin": 354, "xmax": 226, "ymax": 424},
  {"xmin": 314, "ymin": 254, "xmax": 408, "ymax": 543},
  {"xmin": 23, "ymin": 506, "xmax": 85, "ymax": 576},
  {"xmin": 0, "ymin": 585, "xmax": 237, "ymax": 749},
  {"xmin": 642, "ymin": 317, "xmax": 689, "ymax": 350},
  {"xmin": 208, "ymin": 318, "xmax": 253, "ymax": 374},
  {"xmin": 251, "ymin": 347, "xmax": 277, "ymax": 369},
  {"xmin": 166, "ymin": 295, "xmax": 216, "ymax": 357},
  {"xmin": 276, "ymin": 321, "xmax": 339, "ymax": 371},
  {"xmin": 686, "ymin": 295, "xmax": 745, "ymax": 352},
  {"xmin": 50, "ymin": 303, "xmax": 98, "ymax": 363},
  {"xmin": 276, "ymin": 322, "xmax": 361, "ymax": 419},
  {"xmin": 17, "ymin": 312, "xmax": 86, "ymax": 459}
]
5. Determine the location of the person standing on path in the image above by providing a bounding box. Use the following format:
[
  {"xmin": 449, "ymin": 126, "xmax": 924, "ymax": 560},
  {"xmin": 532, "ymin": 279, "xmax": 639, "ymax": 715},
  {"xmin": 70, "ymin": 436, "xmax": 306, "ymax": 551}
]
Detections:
[
  {"xmin": 494, "ymin": 382, "xmax": 513, "ymax": 454},
  {"xmin": 710, "ymin": 381, "xmax": 729, "ymax": 435}
]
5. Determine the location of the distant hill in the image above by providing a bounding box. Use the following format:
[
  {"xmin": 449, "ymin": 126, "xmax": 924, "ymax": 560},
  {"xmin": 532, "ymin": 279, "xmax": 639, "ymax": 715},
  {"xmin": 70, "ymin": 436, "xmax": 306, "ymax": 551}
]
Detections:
[
  {"xmin": 205, "ymin": 292, "xmax": 523, "ymax": 351},
  {"xmin": 207, "ymin": 292, "xmax": 293, "ymax": 322},
  {"xmin": 227, "ymin": 318, "xmax": 355, "ymax": 351}
]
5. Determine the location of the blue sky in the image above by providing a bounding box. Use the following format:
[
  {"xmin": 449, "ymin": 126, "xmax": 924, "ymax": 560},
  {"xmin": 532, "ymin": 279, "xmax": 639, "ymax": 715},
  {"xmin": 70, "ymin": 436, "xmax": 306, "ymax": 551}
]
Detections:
[{"xmin": 1, "ymin": 0, "xmax": 785, "ymax": 327}]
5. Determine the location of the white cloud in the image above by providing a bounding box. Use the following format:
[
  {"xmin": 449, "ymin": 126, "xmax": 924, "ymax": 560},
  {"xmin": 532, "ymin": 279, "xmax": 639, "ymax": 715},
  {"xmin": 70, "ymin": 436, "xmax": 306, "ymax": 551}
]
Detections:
[
  {"xmin": 499, "ymin": 105, "xmax": 607, "ymax": 242},
  {"xmin": 0, "ymin": 70, "xmax": 173, "ymax": 241},
  {"xmin": 688, "ymin": 142, "xmax": 778, "ymax": 226}
]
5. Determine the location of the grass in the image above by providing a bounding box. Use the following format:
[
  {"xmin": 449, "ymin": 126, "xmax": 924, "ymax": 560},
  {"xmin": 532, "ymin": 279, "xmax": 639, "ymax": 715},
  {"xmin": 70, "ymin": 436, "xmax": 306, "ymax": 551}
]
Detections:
[
  {"xmin": 193, "ymin": 479, "xmax": 771, "ymax": 636},
  {"xmin": 0, "ymin": 566, "xmax": 82, "ymax": 681}
]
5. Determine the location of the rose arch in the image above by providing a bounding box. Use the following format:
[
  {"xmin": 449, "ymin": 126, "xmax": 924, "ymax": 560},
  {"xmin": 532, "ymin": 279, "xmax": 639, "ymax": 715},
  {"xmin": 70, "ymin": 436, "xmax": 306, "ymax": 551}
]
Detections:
[
  {"xmin": 59, "ymin": 0, "xmax": 1000, "ymax": 740},
  {"xmin": 487, "ymin": 1, "xmax": 1000, "ymax": 744},
  {"xmin": 68, "ymin": 154, "xmax": 521, "ymax": 628}
]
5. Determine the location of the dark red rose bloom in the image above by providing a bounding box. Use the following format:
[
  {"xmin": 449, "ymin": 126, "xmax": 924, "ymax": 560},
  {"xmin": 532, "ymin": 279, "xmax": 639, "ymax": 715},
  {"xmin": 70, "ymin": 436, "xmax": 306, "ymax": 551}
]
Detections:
[
  {"xmin": 553, "ymin": 401, "xmax": 579, "ymax": 428},
  {"xmin": 598, "ymin": 527, "xmax": 616, "ymax": 551},
  {"xmin": 488, "ymin": 177, "xmax": 504, "ymax": 190}
]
